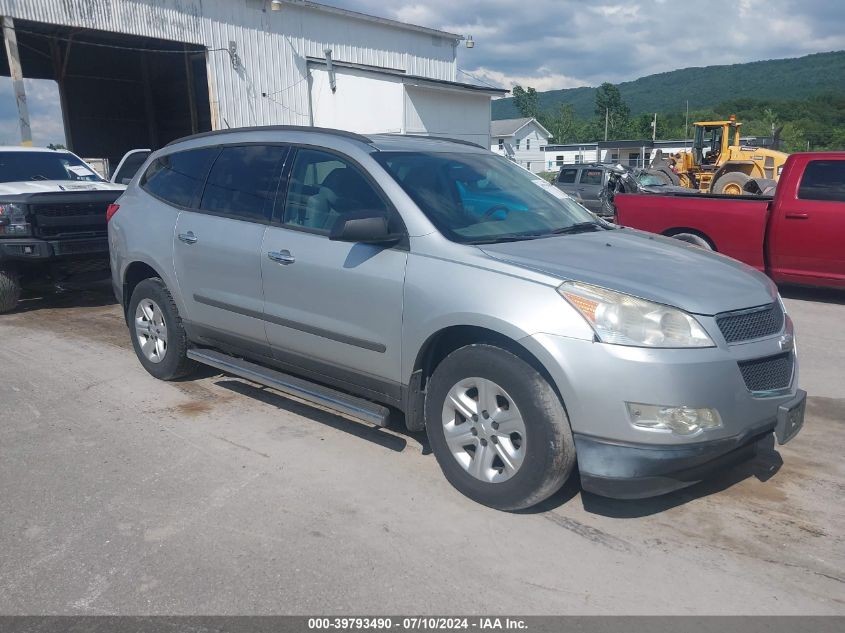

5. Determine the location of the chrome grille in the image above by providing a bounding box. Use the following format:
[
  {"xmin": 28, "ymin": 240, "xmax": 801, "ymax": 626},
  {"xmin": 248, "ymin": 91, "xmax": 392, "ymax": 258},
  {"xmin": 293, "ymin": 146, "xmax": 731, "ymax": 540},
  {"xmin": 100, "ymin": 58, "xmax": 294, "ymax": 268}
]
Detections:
[
  {"xmin": 716, "ymin": 303, "xmax": 784, "ymax": 344},
  {"xmin": 738, "ymin": 353, "xmax": 793, "ymax": 393}
]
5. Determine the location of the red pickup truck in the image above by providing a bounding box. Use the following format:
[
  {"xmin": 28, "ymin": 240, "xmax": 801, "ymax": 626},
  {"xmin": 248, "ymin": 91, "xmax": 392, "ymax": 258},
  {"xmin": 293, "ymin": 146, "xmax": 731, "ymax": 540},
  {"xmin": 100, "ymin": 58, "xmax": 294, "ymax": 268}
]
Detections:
[{"xmin": 614, "ymin": 152, "xmax": 845, "ymax": 289}]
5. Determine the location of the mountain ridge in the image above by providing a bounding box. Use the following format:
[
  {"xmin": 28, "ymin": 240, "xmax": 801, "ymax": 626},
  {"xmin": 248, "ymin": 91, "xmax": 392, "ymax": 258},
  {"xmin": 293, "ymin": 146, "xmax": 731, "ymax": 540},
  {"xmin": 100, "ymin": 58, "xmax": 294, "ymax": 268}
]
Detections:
[{"xmin": 491, "ymin": 50, "xmax": 845, "ymax": 120}]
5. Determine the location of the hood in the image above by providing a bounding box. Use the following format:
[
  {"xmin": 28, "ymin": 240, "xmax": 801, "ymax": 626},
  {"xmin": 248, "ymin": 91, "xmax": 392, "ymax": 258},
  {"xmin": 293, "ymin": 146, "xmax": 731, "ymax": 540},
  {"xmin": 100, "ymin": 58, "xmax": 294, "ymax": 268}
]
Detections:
[
  {"xmin": 480, "ymin": 228, "xmax": 775, "ymax": 315},
  {"xmin": 0, "ymin": 180, "xmax": 125, "ymax": 196}
]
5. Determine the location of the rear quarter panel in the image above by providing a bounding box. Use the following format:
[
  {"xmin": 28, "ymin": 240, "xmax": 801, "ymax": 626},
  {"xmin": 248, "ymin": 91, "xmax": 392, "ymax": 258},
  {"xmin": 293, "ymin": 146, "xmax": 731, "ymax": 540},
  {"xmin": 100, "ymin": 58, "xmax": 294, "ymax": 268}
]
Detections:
[
  {"xmin": 614, "ymin": 193, "xmax": 770, "ymax": 271},
  {"xmin": 108, "ymin": 186, "xmax": 183, "ymax": 313}
]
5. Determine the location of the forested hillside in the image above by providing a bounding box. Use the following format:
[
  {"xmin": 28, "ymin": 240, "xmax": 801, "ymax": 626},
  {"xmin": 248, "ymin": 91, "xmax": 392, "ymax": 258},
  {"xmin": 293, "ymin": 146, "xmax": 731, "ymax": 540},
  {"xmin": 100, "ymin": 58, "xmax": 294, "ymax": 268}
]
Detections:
[{"xmin": 492, "ymin": 51, "xmax": 845, "ymax": 151}]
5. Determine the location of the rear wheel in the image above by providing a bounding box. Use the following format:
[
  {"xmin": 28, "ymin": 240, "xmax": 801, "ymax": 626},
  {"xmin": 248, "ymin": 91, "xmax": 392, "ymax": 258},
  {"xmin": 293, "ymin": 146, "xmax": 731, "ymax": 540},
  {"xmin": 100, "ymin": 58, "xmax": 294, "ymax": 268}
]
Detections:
[
  {"xmin": 0, "ymin": 267, "xmax": 21, "ymax": 314},
  {"xmin": 128, "ymin": 278, "xmax": 196, "ymax": 380},
  {"xmin": 712, "ymin": 171, "xmax": 750, "ymax": 195},
  {"xmin": 425, "ymin": 344, "xmax": 575, "ymax": 511},
  {"xmin": 668, "ymin": 231, "xmax": 713, "ymax": 250}
]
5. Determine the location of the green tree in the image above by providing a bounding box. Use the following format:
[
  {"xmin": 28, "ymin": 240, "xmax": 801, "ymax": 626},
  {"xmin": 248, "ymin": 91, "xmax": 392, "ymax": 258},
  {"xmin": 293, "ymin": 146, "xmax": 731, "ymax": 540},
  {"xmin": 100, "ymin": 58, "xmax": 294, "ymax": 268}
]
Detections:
[
  {"xmin": 541, "ymin": 103, "xmax": 577, "ymax": 143},
  {"xmin": 512, "ymin": 85, "xmax": 540, "ymax": 119},
  {"xmin": 594, "ymin": 82, "xmax": 630, "ymax": 139}
]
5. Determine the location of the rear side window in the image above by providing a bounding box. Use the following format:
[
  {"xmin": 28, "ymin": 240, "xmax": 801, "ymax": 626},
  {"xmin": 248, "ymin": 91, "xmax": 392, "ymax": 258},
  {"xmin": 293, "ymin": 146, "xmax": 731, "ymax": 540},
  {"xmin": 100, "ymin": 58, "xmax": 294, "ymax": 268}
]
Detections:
[
  {"xmin": 141, "ymin": 147, "xmax": 218, "ymax": 207},
  {"xmin": 580, "ymin": 169, "xmax": 603, "ymax": 185},
  {"xmin": 798, "ymin": 160, "xmax": 845, "ymax": 202},
  {"xmin": 557, "ymin": 169, "xmax": 577, "ymax": 184},
  {"xmin": 199, "ymin": 145, "xmax": 289, "ymax": 221}
]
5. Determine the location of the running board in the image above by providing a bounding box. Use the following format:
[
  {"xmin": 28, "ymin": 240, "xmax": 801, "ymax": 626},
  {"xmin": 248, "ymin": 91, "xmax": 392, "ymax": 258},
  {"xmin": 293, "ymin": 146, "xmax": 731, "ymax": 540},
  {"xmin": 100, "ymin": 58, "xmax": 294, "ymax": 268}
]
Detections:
[{"xmin": 187, "ymin": 348, "xmax": 390, "ymax": 427}]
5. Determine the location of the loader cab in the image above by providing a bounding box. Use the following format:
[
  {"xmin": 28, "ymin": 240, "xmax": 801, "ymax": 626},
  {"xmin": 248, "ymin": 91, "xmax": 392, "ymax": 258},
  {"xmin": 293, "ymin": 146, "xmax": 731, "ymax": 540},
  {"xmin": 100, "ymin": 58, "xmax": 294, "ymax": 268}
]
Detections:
[{"xmin": 693, "ymin": 119, "xmax": 740, "ymax": 166}]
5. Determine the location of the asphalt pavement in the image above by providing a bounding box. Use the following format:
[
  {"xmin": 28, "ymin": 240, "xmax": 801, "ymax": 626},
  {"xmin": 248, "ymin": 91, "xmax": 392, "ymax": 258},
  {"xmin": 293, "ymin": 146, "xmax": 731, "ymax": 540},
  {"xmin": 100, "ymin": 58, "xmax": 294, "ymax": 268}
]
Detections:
[{"xmin": 0, "ymin": 282, "xmax": 843, "ymax": 615}]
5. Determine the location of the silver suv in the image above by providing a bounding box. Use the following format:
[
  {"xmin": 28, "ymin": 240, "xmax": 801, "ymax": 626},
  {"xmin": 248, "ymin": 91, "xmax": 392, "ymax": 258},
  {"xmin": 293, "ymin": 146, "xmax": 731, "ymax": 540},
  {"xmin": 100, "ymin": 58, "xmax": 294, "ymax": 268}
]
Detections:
[{"xmin": 108, "ymin": 127, "xmax": 805, "ymax": 510}]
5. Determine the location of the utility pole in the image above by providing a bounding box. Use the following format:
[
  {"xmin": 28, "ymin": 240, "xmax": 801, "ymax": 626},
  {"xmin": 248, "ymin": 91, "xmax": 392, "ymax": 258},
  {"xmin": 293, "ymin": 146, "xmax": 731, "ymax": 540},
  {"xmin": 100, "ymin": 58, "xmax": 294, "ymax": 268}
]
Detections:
[
  {"xmin": 684, "ymin": 100, "xmax": 689, "ymax": 150},
  {"xmin": 2, "ymin": 16, "xmax": 33, "ymax": 146},
  {"xmin": 652, "ymin": 112, "xmax": 657, "ymax": 142},
  {"xmin": 604, "ymin": 108, "xmax": 609, "ymax": 142}
]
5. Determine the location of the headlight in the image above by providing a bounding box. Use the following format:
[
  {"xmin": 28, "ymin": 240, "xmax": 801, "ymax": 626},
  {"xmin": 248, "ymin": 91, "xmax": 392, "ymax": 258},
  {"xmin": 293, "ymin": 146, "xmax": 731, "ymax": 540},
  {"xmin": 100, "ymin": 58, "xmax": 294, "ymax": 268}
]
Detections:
[
  {"xmin": 0, "ymin": 203, "xmax": 32, "ymax": 237},
  {"xmin": 558, "ymin": 281, "xmax": 714, "ymax": 348}
]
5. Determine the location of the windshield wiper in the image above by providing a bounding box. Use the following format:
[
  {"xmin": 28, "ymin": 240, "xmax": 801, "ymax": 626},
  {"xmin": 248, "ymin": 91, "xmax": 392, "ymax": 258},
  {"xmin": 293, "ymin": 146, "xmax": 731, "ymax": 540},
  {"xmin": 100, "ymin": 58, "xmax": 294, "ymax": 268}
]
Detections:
[
  {"xmin": 468, "ymin": 234, "xmax": 546, "ymax": 245},
  {"xmin": 547, "ymin": 222, "xmax": 606, "ymax": 235}
]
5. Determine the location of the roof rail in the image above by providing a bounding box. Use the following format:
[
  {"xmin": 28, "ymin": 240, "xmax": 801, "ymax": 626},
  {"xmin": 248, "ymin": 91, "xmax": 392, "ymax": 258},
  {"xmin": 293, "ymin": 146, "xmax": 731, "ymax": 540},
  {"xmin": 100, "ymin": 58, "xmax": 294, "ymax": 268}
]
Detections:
[
  {"xmin": 381, "ymin": 133, "xmax": 485, "ymax": 149},
  {"xmin": 166, "ymin": 125, "xmax": 373, "ymax": 147}
]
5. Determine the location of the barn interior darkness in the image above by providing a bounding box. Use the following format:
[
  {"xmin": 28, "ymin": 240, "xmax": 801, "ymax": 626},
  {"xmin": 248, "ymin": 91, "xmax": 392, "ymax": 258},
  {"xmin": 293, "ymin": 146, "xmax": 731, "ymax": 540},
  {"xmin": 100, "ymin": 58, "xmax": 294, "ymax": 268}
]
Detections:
[{"xmin": 1, "ymin": 19, "xmax": 211, "ymax": 169}]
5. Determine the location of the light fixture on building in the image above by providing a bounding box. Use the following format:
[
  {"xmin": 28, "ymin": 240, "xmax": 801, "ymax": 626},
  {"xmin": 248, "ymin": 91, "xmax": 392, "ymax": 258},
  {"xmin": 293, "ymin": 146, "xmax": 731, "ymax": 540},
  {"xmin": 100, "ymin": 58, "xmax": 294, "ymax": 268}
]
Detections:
[
  {"xmin": 271, "ymin": 0, "xmax": 283, "ymax": 11},
  {"xmin": 465, "ymin": 35, "xmax": 474, "ymax": 48}
]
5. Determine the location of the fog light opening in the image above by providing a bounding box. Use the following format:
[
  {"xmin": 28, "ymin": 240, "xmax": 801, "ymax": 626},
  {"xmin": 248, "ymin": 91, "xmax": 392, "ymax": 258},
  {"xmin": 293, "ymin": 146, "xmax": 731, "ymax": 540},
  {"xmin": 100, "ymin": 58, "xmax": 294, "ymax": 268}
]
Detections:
[{"xmin": 626, "ymin": 403, "xmax": 722, "ymax": 436}]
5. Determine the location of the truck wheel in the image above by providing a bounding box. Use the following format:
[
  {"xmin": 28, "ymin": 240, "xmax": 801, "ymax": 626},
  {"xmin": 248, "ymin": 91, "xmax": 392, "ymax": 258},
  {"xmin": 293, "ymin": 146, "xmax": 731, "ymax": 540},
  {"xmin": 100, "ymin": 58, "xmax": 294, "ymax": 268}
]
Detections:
[
  {"xmin": 425, "ymin": 344, "xmax": 575, "ymax": 511},
  {"xmin": 128, "ymin": 278, "xmax": 196, "ymax": 381},
  {"xmin": 668, "ymin": 232, "xmax": 713, "ymax": 250},
  {"xmin": 0, "ymin": 268, "xmax": 22, "ymax": 314},
  {"xmin": 713, "ymin": 172, "xmax": 750, "ymax": 195}
]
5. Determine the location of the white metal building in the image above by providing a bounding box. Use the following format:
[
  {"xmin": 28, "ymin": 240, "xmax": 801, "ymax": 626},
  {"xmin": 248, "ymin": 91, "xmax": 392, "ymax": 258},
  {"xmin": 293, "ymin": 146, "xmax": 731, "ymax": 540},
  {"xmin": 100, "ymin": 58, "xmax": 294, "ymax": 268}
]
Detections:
[
  {"xmin": 490, "ymin": 117, "xmax": 550, "ymax": 173},
  {"xmin": 1, "ymin": 0, "xmax": 504, "ymax": 164}
]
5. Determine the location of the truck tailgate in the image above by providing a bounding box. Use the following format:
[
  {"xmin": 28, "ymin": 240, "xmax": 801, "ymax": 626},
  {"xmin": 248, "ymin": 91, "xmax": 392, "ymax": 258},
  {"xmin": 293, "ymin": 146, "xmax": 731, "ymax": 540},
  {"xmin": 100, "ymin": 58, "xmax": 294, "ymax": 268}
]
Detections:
[{"xmin": 614, "ymin": 193, "xmax": 771, "ymax": 271}]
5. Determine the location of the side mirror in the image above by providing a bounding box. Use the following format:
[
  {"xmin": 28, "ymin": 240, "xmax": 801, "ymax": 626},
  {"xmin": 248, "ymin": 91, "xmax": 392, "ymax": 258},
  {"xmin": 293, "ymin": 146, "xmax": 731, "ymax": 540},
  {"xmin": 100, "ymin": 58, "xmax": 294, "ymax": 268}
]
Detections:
[{"xmin": 329, "ymin": 212, "xmax": 401, "ymax": 245}]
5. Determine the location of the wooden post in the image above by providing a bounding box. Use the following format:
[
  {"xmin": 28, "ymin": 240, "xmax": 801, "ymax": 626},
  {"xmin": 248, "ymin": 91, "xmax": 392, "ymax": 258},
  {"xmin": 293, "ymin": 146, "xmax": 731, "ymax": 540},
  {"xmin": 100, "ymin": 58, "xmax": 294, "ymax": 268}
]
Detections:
[
  {"xmin": 140, "ymin": 52, "xmax": 159, "ymax": 148},
  {"xmin": 2, "ymin": 16, "xmax": 33, "ymax": 146},
  {"xmin": 49, "ymin": 36, "xmax": 74, "ymax": 150},
  {"xmin": 184, "ymin": 45, "xmax": 198, "ymax": 134}
]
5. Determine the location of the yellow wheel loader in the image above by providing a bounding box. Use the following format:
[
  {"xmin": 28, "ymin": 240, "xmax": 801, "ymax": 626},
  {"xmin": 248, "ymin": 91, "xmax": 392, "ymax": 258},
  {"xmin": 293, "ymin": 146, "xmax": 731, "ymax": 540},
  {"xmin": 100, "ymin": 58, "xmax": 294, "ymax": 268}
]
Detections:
[{"xmin": 668, "ymin": 116, "xmax": 788, "ymax": 195}]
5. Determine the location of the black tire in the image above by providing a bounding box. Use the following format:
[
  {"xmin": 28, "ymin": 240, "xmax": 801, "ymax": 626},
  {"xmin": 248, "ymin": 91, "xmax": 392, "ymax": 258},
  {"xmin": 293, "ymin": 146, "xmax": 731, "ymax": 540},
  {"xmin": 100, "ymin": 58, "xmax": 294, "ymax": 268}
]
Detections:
[
  {"xmin": 712, "ymin": 171, "xmax": 750, "ymax": 195},
  {"xmin": 0, "ymin": 267, "xmax": 21, "ymax": 314},
  {"xmin": 127, "ymin": 278, "xmax": 196, "ymax": 381},
  {"xmin": 425, "ymin": 344, "xmax": 575, "ymax": 511}
]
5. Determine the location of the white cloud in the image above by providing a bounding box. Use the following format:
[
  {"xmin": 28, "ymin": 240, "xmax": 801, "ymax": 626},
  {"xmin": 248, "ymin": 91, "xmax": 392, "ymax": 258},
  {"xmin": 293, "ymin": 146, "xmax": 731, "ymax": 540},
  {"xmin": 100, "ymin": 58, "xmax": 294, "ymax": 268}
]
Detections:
[
  {"xmin": 324, "ymin": 0, "xmax": 845, "ymax": 90},
  {"xmin": 0, "ymin": 78, "xmax": 66, "ymax": 147},
  {"xmin": 466, "ymin": 67, "xmax": 587, "ymax": 91}
]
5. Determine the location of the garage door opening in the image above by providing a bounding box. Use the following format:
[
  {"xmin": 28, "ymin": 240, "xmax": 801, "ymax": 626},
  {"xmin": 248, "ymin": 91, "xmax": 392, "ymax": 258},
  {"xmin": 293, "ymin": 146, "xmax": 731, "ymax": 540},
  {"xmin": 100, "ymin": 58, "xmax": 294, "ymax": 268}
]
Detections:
[{"xmin": 1, "ymin": 19, "xmax": 211, "ymax": 171}]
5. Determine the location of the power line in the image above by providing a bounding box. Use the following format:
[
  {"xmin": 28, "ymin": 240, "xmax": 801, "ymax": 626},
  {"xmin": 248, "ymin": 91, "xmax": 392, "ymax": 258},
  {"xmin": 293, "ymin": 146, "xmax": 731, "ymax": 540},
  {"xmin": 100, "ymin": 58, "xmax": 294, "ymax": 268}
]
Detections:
[{"xmin": 1, "ymin": 23, "xmax": 224, "ymax": 55}]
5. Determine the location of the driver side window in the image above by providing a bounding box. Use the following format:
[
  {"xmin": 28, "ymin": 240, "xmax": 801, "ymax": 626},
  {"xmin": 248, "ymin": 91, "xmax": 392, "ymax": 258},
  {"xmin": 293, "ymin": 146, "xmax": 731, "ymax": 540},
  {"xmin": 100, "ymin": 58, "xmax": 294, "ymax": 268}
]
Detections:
[{"xmin": 282, "ymin": 149, "xmax": 390, "ymax": 234}]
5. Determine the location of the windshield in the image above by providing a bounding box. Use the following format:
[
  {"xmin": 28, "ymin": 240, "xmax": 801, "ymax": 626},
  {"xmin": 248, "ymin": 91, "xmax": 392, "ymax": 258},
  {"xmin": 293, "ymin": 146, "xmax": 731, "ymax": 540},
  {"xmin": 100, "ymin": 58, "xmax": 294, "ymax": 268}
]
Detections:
[
  {"xmin": 0, "ymin": 151, "xmax": 105, "ymax": 184},
  {"xmin": 374, "ymin": 151, "xmax": 601, "ymax": 244}
]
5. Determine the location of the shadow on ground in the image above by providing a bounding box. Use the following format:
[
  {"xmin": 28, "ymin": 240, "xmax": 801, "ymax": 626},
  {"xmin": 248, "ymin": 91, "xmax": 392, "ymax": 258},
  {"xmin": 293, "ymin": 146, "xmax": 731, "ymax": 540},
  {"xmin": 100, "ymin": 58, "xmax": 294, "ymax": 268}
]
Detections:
[
  {"xmin": 779, "ymin": 284, "xmax": 845, "ymax": 305},
  {"xmin": 214, "ymin": 378, "xmax": 421, "ymax": 454},
  {"xmin": 13, "ymin": 279, "xmax": 116, "ymax": 313}
]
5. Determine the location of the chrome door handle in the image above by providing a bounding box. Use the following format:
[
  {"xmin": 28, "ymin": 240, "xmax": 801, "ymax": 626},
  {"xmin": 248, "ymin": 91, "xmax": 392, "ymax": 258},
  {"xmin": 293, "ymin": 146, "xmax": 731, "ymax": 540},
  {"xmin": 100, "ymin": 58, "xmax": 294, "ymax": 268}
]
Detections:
[
  {"xmin": 178, "ymin": 231, "xmax": 198, "ymax": 244},
  {"xmin": 267, "ymin": 250, "xmax": 295, "ymax": 265}
]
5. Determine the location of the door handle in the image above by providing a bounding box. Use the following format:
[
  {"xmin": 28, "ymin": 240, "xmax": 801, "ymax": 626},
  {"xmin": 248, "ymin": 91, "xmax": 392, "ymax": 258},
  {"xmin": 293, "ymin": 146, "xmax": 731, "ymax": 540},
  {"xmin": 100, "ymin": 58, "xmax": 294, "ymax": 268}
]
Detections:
[
  {"xmin": 267, "ymin": 250, "xmax": 295, "ymax": 265},
  {"xmin": 178, "ymin": 231, "xmax": 198, "ymax": 244},
  {"xmin": 785, "ymin": 212, "xmax": 809, "ymax": 220}
]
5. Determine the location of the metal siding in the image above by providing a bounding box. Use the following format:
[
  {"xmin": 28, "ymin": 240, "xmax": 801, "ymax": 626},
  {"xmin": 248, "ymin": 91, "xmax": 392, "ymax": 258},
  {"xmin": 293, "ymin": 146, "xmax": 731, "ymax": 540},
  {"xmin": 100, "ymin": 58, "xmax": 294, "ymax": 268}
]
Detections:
[{"xmin": 0, "ymin": 0, "xmax": 457, "ymax": 129}]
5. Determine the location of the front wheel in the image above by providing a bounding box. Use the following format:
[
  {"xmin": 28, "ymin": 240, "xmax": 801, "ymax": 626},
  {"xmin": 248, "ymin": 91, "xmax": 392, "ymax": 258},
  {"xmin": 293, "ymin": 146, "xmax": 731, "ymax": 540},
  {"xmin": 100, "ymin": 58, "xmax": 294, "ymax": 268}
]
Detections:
[
  {"xmin": 712, "ymin": 172, "xmax": 750, "ymax": 196},
  {"xmin": 425, "ymin": 344, "xmax": 575, "ymax": 511},
  {"xmin": 0, "ymin": 267, "xmax": 21, "ymax": 313}
]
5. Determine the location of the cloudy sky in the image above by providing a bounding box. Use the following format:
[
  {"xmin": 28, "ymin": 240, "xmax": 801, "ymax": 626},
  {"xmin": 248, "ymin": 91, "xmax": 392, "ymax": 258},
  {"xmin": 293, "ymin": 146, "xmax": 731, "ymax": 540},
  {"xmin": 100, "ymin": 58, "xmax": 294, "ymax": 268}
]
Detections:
[
  {"xmin": 2, "ymin": 0, "xmax": 844, "ymax": 146},
  {"xmin": 328, "ymin": 0, "xmax": 845, "ymax": 90}
]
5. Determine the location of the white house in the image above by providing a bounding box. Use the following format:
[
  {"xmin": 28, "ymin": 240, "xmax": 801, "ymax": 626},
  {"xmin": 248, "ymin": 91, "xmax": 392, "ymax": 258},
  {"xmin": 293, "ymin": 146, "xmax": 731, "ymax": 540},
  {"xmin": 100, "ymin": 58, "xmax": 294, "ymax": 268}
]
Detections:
[
  {"xmin": 490, "ymin": 117, "xmax": 551, "ymax": 173},
  {"xmin": 0, "ymin": 0, "xmax": 505, "ymax": 164}
]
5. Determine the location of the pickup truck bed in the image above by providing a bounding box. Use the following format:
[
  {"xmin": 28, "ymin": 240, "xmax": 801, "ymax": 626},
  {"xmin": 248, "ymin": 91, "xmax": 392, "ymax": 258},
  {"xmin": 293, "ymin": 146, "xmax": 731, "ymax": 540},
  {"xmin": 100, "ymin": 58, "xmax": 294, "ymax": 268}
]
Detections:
[
  {"xmin": 614, "ymin": 152, "xmax": 845, "ymax": 289},
  {"xmin": 614, "ymin": 192, "xmax": 772, "ymax": 271}
]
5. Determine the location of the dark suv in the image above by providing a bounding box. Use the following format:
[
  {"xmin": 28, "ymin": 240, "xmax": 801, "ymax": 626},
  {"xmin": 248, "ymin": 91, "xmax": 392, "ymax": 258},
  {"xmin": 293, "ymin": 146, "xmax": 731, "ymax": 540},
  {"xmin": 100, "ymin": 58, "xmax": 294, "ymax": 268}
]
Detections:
[{"xmin": 553, "ymin": 163, "xmax": 611, "ymax": 215}]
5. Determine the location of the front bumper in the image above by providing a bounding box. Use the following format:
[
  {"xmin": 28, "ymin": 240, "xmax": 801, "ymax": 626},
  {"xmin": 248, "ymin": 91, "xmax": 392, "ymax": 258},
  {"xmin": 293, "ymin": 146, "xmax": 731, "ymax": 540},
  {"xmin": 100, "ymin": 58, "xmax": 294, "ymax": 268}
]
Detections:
[
  {"xmin": 575, "ymin": 389, "xmax": 806, "ymax": 498},
  {"xmin": 0, "ymin": 236, "xmax": 108, "ymax": 261},
  {"xmin": 521, "ymin": 330, "xmax": 803, "ymax": 498}
]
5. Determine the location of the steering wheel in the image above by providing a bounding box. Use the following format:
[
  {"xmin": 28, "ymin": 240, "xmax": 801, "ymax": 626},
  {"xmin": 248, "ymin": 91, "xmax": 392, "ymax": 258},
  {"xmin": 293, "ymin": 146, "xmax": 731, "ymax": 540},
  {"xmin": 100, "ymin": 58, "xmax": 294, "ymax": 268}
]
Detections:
[{"xmin": 482, "ymin": 205, "xmax": 511, "ymax": 219}]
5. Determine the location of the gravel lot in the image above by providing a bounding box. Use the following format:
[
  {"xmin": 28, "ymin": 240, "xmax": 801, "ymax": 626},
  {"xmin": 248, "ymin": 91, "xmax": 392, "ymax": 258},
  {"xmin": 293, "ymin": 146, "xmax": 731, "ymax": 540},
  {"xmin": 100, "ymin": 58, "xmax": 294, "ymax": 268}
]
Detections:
[{"xmin": 0, "ymin": 282, "xmax": 843, "ymax": 615}]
